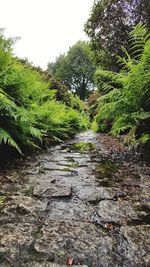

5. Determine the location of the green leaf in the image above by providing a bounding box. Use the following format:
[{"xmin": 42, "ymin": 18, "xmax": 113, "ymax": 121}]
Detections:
[{"xmin": 0, "ymin": 128, "xmax": 22, "ymax": 154}]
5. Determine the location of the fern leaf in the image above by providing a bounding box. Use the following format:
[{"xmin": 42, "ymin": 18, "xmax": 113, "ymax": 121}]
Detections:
[
  {"xmin": 0, "ymin": 128, "xmax": 22, "ymax": 154},
  {"xmin": 29, "ymin": 126, "xmax": 43, "ymax": 140}
]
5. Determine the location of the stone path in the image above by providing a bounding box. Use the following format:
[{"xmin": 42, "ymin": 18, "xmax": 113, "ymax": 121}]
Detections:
[{"xmin": 0, "ymin": 131, "xmax": 149, "ymax": 267}]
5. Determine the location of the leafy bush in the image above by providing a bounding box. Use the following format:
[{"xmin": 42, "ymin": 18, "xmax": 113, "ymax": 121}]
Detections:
[
  {"xmin": 94, "ymin": 24, "xmax": 150, "ymax": 145},
  {"xmin": 0, "ymin": 32, "xmax": 89, "ymax": 157}
]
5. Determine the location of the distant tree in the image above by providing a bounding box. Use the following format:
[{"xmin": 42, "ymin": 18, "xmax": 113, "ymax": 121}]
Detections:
[
  {"xmin": 84, "ymin": 0, "xmax": 150, "ymax": 71},
  {"xmin": 47, "ymin": 41, "xmax": 96, "ymax": 100}
]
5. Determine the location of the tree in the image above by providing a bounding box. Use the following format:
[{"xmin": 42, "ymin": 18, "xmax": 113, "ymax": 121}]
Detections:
[
  {"xmin": 47, "ymin": 41, "xmax": 96, "ymax": 100},
  {"xmin": 84, "ymin": 0, "xmax": 150, "ymax": 71}
]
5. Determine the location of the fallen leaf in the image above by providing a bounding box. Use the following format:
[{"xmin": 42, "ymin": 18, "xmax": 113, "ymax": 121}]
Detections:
[
  {"xmin": 104, "ymin": 223, "xmax": 113, "ymax": 230},
  {"xmin": 66, "ymin": 256, "xmax": 74, "ymax": 266}
]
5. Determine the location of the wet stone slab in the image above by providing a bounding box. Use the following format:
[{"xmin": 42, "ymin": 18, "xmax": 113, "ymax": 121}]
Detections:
[
  {"xmin": 0, "ymin": 223, "xmax": 36, "ymax": 266},
  {"xmin": 0, "ymin": 196, "xmax": 47, "ymax": 225},
  {"xmin": 34, "ymin": 219, "xmax": 116, "ymax": 266},
  {"xmin": 33, "ymin": 184, "xmax": 72, "ymax": 198},
  {"xmin": 74, "ymin": 185, "xmax": 114, "ymax": 202},
  {"xmin": 46, "ymin": 200, "xmax": 92, "ymax": 221},
  {"xmin": 4, "ymin": 196, "xmax": 47, "ymax": 214},
  {"xmin": 97, "ymin": 200, "xmax": 138, "ymax": 225},
  {"xmin": 43, "ymin": 161, "xmax": 77, "ymax": 172},
  {"xmin": 118, "ymin": 225, "xmax": 150, "ymax": 266}
]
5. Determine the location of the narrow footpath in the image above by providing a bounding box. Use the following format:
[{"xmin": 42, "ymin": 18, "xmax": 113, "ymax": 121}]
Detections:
[{"xmin": 0, "ymin": 131, "xmax": 149, "ymax": 267}]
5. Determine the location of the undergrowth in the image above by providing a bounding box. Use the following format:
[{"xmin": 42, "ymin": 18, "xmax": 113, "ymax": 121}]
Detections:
[
  {"xmin": 0, "ymin": 31, "xmax": 89, "ymax": 160},
  {"xmin": 92, "ymin": 23, "xmax": 150, "ymax": 148}
]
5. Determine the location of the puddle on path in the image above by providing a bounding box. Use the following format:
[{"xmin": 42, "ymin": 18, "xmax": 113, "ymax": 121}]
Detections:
[{"xmin": 0, "ymin": 131, "xmax": 149, "ymax": 267}]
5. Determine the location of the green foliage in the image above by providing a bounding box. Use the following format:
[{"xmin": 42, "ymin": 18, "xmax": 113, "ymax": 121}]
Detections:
[
  {"xmin": 48, "ymin": 76, "xmax": 85, "ymax": 111},
  {"xmin": 47, "ymin": 41, "xmax": 96, "ymax": 100},
  {"xmin": 69, "ymin": 94, "xmax": 85, "ymax": 111},
  {"xmin": 87, "ymin": 90, "xmax": 101, "ymax": 120},
  {"xmin": 139, "ymin": 133, "xmax": 150, "ymax": 144},
  {"xmin": 129, "ymin": 22, "xmax": 150, "ymax": 60},
  {"xmin": 0, "ymin": 128, "xmax": 21, "ymax": 153},
  {"xmin": 84, "ymin": 0, "xmax": 150, "ymax": 70},
  {"xmin": 91, "ymin": 120, "xmax": 99, "ymax": 132},
  {"xmin": 31, "ymin": 100, "xmax": 88, "ymax": 141},
  {"xmin": 94, "ymin": 24, "xmax": 150, "ymax": 145},
  {"xmin": 48, "ymin": 77, "xmax": 71, "ymax": 105},
  {"xmin": 94, "ymin": 68, "xmax": 122, "ymax": 93},
  {"xmin": 0, "ymin": 196, "xmax": 6, "ymax": 206},
  {"xmin": 0, "ymin": 32, "xmax": 89, "ymax": 156},
  {"xmin": 95, "ymin": 89, "xmax": 121, "ymax": 132},
  {"xmin": 71, "ymin": 141, "xmax": 96, "ymax": 152}
]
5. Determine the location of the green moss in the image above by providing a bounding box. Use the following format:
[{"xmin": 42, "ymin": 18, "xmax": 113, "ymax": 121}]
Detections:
[
  {"xmin": 24, "ymin": 186, "xmax": 34, "ymax": 197},
  {"xmin": 31, "ymin": 229, "xmax": 43, "ymax": 239},
  {"xmin": 67, "ymin": 162, "xmax": 80, "ymax": 168},
  {"xmin": 0, "ymin": 196, "xmax": 6, "ymax": 206},
  {"xmin": 71, "ymin": 141, "xmax": 96, "ymax": 152}
]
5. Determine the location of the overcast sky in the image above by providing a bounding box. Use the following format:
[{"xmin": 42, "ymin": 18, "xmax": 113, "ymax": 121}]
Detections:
[{"xmin": 0, "ymin": 0, "xmax": 94, "ymax": 69}]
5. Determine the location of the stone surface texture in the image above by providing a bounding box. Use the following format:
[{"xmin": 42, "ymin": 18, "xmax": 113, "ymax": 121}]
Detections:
[{"xmin": 0, "ymin": 131, "xmax": 149, "ymax": 267}]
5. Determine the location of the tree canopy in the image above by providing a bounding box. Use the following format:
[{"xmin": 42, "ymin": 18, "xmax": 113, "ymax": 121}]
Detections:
[
  {"xmin": 47, "ymin": 41, "xmax": 96, "ymax": 100},
  {"xmin": 84, "ymin": 0, "xmax": 150, "ymax": 70}
]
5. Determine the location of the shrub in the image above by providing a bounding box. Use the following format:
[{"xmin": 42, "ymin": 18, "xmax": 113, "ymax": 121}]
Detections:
[
  {"xmin": 0, "ymin": 32, "xmax": 89, "ymax": 157},
  {"xmin": 94, "ymin": 24, "xmax": 150, "ymax": 145}
]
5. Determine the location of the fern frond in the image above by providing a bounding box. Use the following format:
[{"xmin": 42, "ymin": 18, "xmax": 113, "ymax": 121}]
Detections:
[
  {"xmin": 94, "ymin": 68, "xmax": 121, "ymax": 93},
  {"xmin": 132, "ymin": 112, "xmax": 150, "ymax": 120},
  {"xmin": 129, "ymin": 23, "xmax": 150, "ymax": 59},
  {"xmin": 0, "ymin": 128, "xmax": 22, "ymax": 153},
  {"xmin": 29, "ymin": 126, "xmax": 43, "ymax": 140},
  {"xmin": 118, "ymin": 47, "xmax": 133, "ymax": 70}
]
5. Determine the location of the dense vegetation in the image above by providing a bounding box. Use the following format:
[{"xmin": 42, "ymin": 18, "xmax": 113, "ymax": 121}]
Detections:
[
  {"xmin": 84, "ymin": 0, "xmax": 150, "ymax": 151},
  {"xmin": 47, "ymin": 41, "xmax": 96, "ymax": 100},
  {"xmin": 85, "ymin": 0, "xmax": 150, "ymax": 71},
  {"xmin": 0, "ymin": 31, "xmax": 89, "ymax": 161},
  {"xmin": 1, "ymin": 0, "xmax": 150, "ymax": 162},
  {"xmin": 88, "ymin": 23, "xmax": 150, "ymax": 149}
]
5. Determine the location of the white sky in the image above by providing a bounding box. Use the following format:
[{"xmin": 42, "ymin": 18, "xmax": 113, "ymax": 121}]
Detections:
[{"xmin": 0, "ymin": 0, "xmax": 93, "ymax": 69}]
